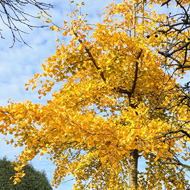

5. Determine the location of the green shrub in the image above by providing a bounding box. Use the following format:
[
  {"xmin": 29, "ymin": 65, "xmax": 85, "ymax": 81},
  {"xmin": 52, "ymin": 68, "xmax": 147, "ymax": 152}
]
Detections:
[{"xmin": 0, "ymin": 157, "xmax": 53, "ymax": 190}]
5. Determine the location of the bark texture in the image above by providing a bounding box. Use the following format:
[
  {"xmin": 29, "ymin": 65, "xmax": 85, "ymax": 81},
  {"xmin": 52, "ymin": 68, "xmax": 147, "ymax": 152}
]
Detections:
[{"xmin": 129, "ymin": 149, "xmax": 138, "ymax": 189}]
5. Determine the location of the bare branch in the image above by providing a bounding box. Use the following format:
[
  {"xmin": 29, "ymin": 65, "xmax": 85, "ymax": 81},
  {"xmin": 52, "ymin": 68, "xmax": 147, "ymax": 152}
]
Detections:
[{"xmin": 0, "ymin": 0, "xmax": 53, "ymax": 47}]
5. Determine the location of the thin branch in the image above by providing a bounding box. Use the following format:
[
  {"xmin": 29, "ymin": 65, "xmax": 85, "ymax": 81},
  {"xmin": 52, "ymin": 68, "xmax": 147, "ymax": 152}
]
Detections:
[
  {"xmin": 74, "ymin": 32, "xmax": 106, "ymax": 82},
  {"xmin": 0, "ymin": 0, "xmax": 53, "ymax": 46},
  {"xmin": 161, "ymin": 129, "xmax": 190, "ymax": 138},
  {"xmin": 130, "ymin": 49, "xmax": 142, "ymax": 97}
]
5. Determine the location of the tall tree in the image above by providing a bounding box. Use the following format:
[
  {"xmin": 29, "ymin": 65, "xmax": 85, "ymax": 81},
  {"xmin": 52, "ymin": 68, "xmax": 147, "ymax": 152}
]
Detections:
[{"xmin": 0, "ymin": 0, "xmax": 190, "ymax": 189}]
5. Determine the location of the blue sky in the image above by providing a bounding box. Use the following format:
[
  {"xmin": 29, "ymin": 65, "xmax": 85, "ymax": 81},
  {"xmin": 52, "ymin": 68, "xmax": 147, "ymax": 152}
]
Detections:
[{"xmin": 0, "ymin": 0, "xmax": 120, "ymax": 189}]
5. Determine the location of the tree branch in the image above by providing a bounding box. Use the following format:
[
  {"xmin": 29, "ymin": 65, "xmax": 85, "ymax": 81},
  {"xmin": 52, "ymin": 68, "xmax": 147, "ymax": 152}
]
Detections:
[
  {"xmin": 130, "ymin": 49, "xmax": 142, "ymax": 97},
  {"xmin": 0, "ymin": 0, "xmax": 53, "ymax": 47}
]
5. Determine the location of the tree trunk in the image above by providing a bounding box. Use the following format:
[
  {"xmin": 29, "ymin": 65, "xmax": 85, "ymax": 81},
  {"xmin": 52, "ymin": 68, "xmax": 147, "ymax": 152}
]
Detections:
[
  {"xmin": 129, "ymin": 0, "xmax": 139, "ymax": 189},
  {"xmin": 129, "ymin": 149, "xmax": 138, "ymax": 189}
]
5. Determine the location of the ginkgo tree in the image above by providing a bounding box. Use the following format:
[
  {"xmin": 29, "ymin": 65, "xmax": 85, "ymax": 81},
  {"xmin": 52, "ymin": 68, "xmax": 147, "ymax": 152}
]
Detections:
[{"xmin": 0, "ymin": 0, "xmax": 190, "ymax": 189}]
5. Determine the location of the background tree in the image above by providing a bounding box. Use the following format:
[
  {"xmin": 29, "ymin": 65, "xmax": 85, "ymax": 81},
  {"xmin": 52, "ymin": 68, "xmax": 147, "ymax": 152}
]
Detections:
[
  {"xmin": 0, "ymin": 0, "xmax": 52, "ymax": 46},
  {"xmin": 157, "ymin": 0, "xmax": 190, "ymax": 114},
  {"xmin": 0, "ymin": 157, "xmax": 53, "ymax": 190},
  {"xmin": 0, "ymin": 0, "xmax": 190, "ymax": 189},
  {"xmin": 158, "ymin": 0, "xmax": 190, "ymax": 72}
]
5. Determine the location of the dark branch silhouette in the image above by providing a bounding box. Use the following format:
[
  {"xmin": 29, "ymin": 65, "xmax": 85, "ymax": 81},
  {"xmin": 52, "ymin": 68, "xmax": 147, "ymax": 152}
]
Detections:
[
  {"xmin": 158, "ymin": 0, "xmax": 190, "ymax": 72},
  {"xmin": 0, "ymin": 0, "xmax": 53, "ymax": 47},
  {"xmin": 157, "ymin": 0, "xmax": 190, "ymax": 123}
]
